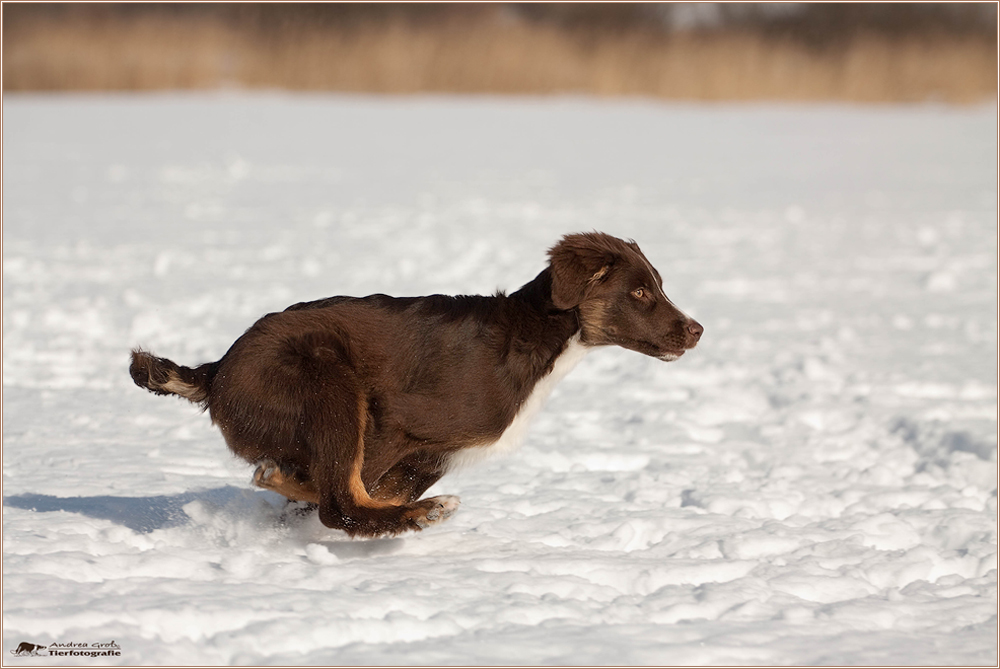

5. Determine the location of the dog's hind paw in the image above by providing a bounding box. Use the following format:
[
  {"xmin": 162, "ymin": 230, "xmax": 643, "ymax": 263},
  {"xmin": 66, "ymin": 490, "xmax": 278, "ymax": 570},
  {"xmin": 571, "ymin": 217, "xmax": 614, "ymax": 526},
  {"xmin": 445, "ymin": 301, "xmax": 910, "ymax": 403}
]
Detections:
[
  {"xmin": 409, "ymin": 495, "xmax": 461, "ymax": 530},
  {"xmin": 252, "ymin": 460, "xmax": 321, "ymax": 504},
  {"xmin": 252, "ymin": 460, "xmax": 280, "ymax": 489}
]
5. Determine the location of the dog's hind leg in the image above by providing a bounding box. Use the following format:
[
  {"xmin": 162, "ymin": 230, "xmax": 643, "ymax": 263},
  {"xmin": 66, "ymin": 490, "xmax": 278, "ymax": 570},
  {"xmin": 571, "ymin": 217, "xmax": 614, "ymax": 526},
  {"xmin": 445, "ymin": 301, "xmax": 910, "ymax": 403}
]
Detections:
[
  {"xmin": 305, "ymin": 366, "xmax": 459, "ymax": 537},
  {"xmin": 253, "ymin": 460, "xmax": 319, "ymax": 504}
]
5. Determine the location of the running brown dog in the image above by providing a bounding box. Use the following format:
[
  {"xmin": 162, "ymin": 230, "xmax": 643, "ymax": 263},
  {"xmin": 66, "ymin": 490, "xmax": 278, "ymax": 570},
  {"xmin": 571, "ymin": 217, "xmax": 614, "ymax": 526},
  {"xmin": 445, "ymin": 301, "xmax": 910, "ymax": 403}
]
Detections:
[{"xmin": 130, "ymin": 232, "xmax": 703, "ymax": 537}]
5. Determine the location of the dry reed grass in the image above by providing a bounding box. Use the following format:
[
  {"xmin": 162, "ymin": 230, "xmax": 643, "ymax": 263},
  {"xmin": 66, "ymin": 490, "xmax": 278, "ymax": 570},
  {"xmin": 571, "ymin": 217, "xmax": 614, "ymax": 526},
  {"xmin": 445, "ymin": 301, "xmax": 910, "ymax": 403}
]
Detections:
[{"xmin": 3, "ymin": 10, "xmax": 996, "ymax": 102}]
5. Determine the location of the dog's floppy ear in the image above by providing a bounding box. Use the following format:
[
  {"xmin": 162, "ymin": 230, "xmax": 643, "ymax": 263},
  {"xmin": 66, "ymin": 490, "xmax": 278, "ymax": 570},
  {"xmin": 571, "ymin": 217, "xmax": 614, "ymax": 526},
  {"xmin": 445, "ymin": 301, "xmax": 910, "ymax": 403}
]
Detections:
[{"xmin": 547, "ymin": 232, "xmax": 618, "ymax": 309}]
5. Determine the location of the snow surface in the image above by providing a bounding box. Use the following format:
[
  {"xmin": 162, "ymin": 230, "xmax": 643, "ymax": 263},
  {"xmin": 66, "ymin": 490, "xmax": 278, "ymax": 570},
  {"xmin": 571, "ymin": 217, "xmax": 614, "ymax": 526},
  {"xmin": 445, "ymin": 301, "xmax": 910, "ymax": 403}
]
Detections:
[{"xmin": 2, "ymin": 94, "xmax": 997, "ymax": 666}]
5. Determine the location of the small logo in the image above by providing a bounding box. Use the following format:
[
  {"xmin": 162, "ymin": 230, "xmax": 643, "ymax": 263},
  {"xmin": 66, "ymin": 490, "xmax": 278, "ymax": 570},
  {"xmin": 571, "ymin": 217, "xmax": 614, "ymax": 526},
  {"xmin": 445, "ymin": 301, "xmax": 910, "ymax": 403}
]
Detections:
[
  {"xmin": 10, "ymin": 642, "xmax": 46, "ymax": 657},
  {"xmin": 8, "ymin": 640, "xmax": 122, "ymax": 658}
]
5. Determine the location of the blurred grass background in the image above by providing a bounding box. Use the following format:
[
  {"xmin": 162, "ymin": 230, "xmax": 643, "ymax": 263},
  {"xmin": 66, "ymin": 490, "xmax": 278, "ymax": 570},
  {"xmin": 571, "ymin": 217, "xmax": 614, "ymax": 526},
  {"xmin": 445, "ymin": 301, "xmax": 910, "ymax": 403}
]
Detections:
[{"xmin": 2, "ymin": 2, "xmax": 997, "ymax": 102}]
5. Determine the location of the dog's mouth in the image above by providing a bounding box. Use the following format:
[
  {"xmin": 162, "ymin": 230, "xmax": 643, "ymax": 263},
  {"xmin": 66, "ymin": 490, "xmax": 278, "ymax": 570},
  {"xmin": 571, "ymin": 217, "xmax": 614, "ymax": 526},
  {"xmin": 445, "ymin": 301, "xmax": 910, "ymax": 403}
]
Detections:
[{"xmin": 657, "ymin": 349, "xmax": 686, "ymax": 362}]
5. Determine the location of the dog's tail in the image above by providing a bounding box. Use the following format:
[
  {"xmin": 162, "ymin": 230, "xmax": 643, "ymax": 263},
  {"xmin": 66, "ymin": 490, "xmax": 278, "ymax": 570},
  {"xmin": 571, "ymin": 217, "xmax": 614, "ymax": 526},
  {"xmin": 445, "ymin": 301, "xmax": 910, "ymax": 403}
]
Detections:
[{"xmin": 129, "ymin": 348, "xmax": 218, "ymax": 406}]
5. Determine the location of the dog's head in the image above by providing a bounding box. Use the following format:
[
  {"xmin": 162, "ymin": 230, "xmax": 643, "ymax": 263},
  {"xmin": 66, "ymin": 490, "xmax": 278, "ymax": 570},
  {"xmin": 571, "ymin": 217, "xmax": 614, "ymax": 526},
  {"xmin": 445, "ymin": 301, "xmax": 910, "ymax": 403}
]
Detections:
[{"xmin": 548, "ymin": 232, "xmax": 703, "ymax": 361}]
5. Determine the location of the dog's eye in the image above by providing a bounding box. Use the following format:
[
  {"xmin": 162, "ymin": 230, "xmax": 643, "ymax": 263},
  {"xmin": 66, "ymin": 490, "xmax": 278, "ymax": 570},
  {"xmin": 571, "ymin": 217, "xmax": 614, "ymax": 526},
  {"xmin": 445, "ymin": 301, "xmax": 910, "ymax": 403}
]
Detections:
[{"xmin": 632, "ymin": 288, "xmax": 645, "ymax": 299}]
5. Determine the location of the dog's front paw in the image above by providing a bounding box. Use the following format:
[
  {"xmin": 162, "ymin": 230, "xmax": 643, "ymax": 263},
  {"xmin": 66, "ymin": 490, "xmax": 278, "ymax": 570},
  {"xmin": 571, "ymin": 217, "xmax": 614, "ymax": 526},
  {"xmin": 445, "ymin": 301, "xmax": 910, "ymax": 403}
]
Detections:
[
  {"xmin": 408, "ymin": 495, "xmax": 461, "ymax": 529},
  {"xmin": 278, "ymin": 499, "xmax": 318, "ymax": 525}
]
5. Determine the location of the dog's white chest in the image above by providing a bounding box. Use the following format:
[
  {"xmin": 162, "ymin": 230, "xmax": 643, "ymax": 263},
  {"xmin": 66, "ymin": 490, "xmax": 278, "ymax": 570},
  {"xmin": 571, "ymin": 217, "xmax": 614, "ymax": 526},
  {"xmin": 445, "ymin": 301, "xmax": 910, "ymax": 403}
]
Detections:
[{"xmin": 446, "ymin": 333, "xmax": 589, "ymax": 472}]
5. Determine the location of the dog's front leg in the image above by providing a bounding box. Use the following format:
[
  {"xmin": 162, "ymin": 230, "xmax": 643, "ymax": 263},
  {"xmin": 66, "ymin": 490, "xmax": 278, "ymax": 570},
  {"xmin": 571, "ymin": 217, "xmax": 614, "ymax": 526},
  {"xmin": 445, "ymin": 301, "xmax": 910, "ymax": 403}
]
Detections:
[{"xmin": 367, "ymin": 451, "xmax": 447, "ymax": 504}]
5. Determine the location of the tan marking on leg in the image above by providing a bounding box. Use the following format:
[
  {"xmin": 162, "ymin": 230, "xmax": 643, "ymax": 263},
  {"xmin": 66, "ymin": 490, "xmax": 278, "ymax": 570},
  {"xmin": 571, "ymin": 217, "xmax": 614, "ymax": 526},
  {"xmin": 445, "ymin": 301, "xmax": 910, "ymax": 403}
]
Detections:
[
  {"xmin": 253, "ymin": 462, "xmax": 320, "ymax": 504},
  {"xmin": 347, "ymin": 394, "xmax": 394, "ymax": 510}
]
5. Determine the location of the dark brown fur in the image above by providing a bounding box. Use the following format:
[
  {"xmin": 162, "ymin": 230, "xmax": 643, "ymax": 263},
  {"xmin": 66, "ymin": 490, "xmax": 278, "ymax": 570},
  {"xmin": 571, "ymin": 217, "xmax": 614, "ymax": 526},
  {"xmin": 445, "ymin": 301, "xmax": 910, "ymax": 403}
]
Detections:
[{"xmin": 130, "ymin": 232, "xmax": 703, "ymax": 537}]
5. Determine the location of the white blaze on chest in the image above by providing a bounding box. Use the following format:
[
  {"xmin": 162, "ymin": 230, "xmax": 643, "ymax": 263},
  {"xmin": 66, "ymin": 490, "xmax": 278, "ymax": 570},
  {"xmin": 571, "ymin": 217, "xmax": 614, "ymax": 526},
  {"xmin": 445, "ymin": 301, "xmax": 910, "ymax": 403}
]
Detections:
[{"xmin": 446, "ymin": 333, "xmax": 590, "ymax": 472}]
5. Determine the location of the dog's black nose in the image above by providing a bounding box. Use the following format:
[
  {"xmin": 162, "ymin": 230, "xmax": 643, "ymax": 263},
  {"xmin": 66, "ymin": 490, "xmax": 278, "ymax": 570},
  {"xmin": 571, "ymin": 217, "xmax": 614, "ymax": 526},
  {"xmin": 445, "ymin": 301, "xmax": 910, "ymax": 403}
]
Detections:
[{"xmin": 687, "ymin": 320, "xmax": 704, "ymax": 341}]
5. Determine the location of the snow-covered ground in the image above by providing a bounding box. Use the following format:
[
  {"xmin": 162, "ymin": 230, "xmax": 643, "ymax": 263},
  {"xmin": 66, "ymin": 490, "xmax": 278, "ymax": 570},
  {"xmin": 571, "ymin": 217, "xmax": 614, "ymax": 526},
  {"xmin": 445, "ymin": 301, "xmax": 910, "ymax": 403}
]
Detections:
[{"xmin": 2, "ymin": 95, "xmax": 997, "ymax": 666}]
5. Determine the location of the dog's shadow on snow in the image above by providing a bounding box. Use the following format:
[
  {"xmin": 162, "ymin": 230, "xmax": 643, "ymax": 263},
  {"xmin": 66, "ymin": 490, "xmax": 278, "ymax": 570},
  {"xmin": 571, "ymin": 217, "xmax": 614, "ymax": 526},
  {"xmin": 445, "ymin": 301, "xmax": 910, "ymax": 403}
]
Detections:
[
  {"xmin": 3, "ymin": 486, "xmax": 247, "ymax": 533},
  {"xmin": 3, "ymin": 487, "xmax": 406, "ymax": 557}
]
